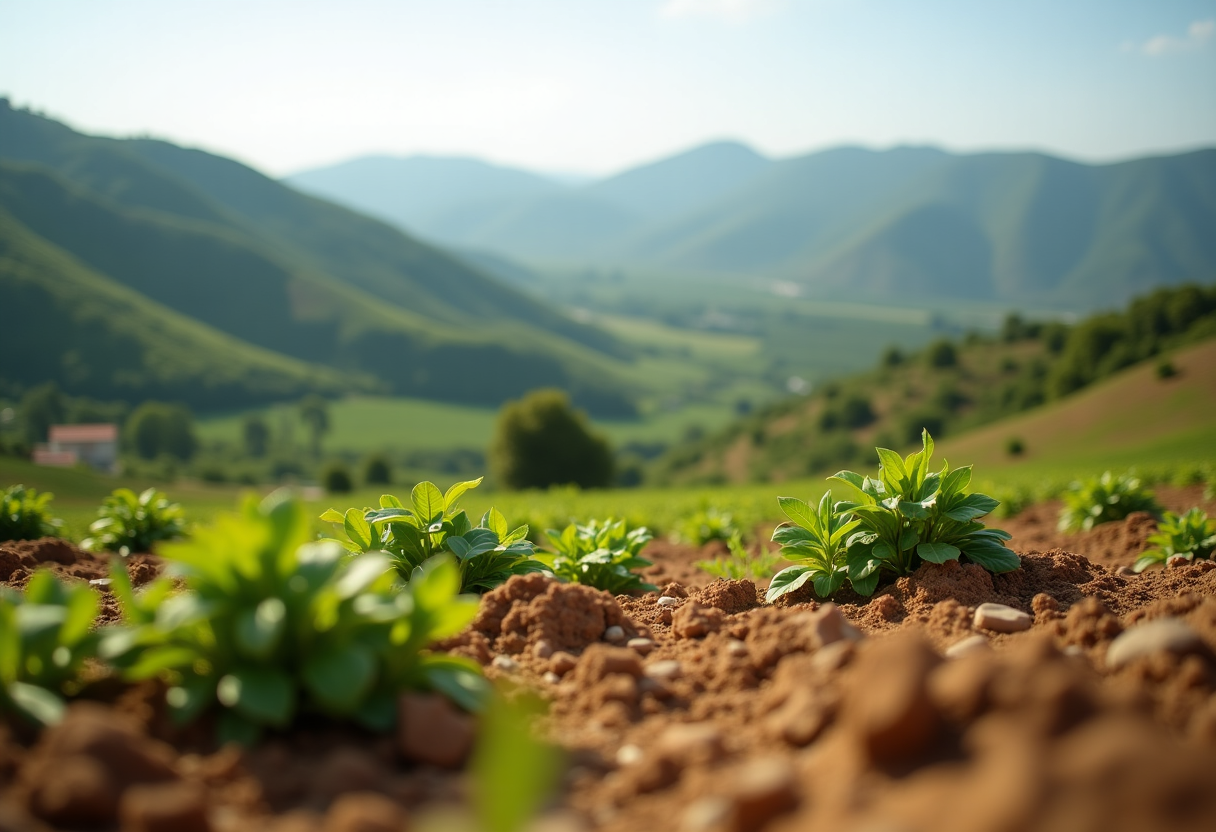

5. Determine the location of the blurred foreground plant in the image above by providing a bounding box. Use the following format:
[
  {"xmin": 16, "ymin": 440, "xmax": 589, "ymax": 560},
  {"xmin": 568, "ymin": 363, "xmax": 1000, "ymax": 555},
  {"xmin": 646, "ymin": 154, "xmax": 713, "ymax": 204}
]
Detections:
[
  {"xmin": 0, "ymin": 484, "xmax": 63, "ymax": 542},
  {"xmin": 82, "ymin": 487, "xmax": 185, "ymax": 555}
]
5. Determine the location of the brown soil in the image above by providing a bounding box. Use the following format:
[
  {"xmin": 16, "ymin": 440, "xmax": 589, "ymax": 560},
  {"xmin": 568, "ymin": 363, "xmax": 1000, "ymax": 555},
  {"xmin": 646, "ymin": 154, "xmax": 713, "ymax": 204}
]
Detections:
[{"xmin": 3, "ymin": 488, "xmax": 1216, "ymax": 831}]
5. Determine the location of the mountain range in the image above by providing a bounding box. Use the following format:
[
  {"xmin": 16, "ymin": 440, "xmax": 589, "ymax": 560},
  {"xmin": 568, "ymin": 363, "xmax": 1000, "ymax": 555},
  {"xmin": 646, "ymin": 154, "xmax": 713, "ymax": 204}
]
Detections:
[
  {"xmin": 288, "ymin": 142, "xmax": 1216, "ymax": 310},
  {"xmin": 0, "ymin": 100, "xmax": 636, "ymax": 414}
]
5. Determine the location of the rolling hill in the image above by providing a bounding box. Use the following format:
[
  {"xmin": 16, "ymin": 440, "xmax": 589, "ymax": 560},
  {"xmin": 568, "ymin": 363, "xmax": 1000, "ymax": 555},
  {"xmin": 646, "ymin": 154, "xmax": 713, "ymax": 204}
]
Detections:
[
  {"xmin": 0, "ymin": 100, "xmax": 638, "ymax": 415},
  {"xmin": 290, "ymin": 142, "xmax": 1216, "ymax": 310}
]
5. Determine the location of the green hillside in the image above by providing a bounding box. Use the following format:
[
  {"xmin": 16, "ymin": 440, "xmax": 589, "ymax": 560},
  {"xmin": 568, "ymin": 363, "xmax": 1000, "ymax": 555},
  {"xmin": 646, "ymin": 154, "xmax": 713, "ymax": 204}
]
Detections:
[{"xmin": 0, "ymin": 100, "xmax": 637, "ymax": 414}]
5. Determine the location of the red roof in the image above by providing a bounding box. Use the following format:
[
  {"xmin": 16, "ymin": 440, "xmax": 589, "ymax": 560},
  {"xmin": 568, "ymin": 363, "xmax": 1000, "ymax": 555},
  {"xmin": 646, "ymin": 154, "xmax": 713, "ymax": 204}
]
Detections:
[{"xmin": 49, "ymin": 423, "xmax": 118, "ymax": 443}]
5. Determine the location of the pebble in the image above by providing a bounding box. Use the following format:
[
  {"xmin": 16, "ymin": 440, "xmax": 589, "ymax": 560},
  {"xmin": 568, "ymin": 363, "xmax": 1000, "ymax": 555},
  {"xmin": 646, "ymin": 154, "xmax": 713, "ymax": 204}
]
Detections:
[
  {"xmin": 645, "ymin": 660, "xmax": 682, "ymax": 680},
  {"xmin": 491, "ymin": 655, "xmax": 520, "ymax": 673},
  {"xmin": 726, "ymin": 639, "xmax": 749, "ymax": 657},
  {"xmin": 726, "ymin": 758, "xmax": 799, "ymax": 831},
  {"xmin": 1167, "ymin": 554, "xmax": 1191, "ymax": 568},
  {"xmin": 615, "ymin": 744, "xmax": 644, "ymax": 767},
  {"xmin": 945, "ymin": 634, "xmax": 991, "ymax": 659},
  {"xmin": 656, "ymin": 724, "xmax": 725, "ymax": 763},
  {"xmin": 1106, "ymin": 618, "xmax": 1205, "ymax": 669},
  {"xmin": 800, "ymin": 603, "xmax": 864, "ymax": 649},
  {"xmin": 973, "ymin": 602, "xmax": 1032, "ymax": 633},
  {"xmin": 604, "ymin": 625, "xmax": 626, "ymax": 643},
  {"xmin": 543, "ymin": 671, "xmax": 561, "ymax": 685},
  {"xmin": 533, "ymin": 640, "xmax": 554, "ymax": 659},
  {"xmin": 810, "ymin": 640, "xmax": 854, "ymax": 673},
  {"xmin": 1115, "ymin": 565, "xmax": 1136, "ymax": 576},
  {"xmin": 627, "ymin": 637, "xmax": 655, "ymax": 655},
  {"xmin": 657, "ymin": 596, "xmax": 680, "ymax": 607},
  {"xmin": 681, "ymin": 797, "xmax": 732, "ymax": 832},
  {"xmin": 88, "ymin": 578, "xmax": 112, "ymax": 587}
]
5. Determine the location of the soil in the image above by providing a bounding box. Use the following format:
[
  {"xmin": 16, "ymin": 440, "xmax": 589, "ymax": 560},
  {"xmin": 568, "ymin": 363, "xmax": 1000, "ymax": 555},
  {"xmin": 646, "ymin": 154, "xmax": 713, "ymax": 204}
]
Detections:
[{"xmin": 3, "ymin": 484, "xmax": 1216, "ymax": 832}]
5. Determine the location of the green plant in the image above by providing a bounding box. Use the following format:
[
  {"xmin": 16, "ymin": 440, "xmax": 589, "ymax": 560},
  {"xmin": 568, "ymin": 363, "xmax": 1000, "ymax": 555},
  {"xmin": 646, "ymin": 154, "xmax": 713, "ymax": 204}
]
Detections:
[
  {"xmin": 697, "ymin": 530, "xmax": 781, "ymax": 582},
  {"xmin": 1133, "ymin": 508, "xmax": 1216, "ymax": 572},
  {"xmin": 82, "ymin": 487, "xmax": 186, "ymax": 555},
  {"xmin": 0, "ymin": 571, "xmax": 100, "ymax": 726},
  {"xmin": 774, "ymin": 430, "xmax": 1018, "ymax": 600},
  {"xmin": 490, "ymin": 389, "xmax": 613, "ymax": 490},
  {"xmin": 0, "ymin": 484, "xmax": 64, "ymax": 542},
  {"xmin": 539, "ymin": 518, "xmax": 657, "ymax": 595},
  {"xmin": 321, "ymin": 460, "xmax": 354, "ymax": 494},
  {"xmin": 324, "ymin": 478, "xmax": 547, "ymax": 594},
  {"xmin": 677, "ymin": 506, "xmax": 738, "ymax": 546},
  {"xmin": 1058, "ymin": 471, "xmax": 1162, "ymax": 532},
  {"xmin": 101, "ymin": 491, "xmax": 486, "ymax": 744},
  {"xmin": 1005, "ymin": 436, "xmax": 1025, "ymax": 456}
]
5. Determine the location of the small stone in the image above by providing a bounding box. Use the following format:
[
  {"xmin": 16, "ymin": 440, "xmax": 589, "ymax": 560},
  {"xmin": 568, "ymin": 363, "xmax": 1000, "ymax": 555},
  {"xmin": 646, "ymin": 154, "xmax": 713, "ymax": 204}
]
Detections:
[
  {"xmin": 843, "ymin": 633, "xmax": 942, "ymax": 766},
  {"xmin": 945, "ymin": 634, "xmax": 991, "ymax": 659},
  {"xmin": 1106, "ymin": 618, "xmax": 1205, "ymax": 670},
  {"xmin": 657, "ymin": 596, "xmax": 680, "ymax": 607},
  {"xmin": 645, "ymin": 660, "xmax": 682, "ymax": 680},
  {"xmin": 533, "ymin": 640, "xmax": 554, "ymax": 659},
  {"xmin": 801, "ymin": 603, "xmax": 863, "ymax": 649},
  {"xmin": 627, "ymin": 637, "xmax": 655, "ymax": 655},
  {"xmin": 672, "ymin": 600, "xmax": 726, "ymax": 639},
  {"xmin": 88, "ymin": 578, "xmax": 112, "ymax": 587},
  {"xmin": 543, "ymin": 671, "xmax": 561, "ymax": 685},
  {"xmin": 397, "ymin": 693, "xmax": 475, "ymax": 768},
  {"xmin": 580, "ymin": 645, "xmax": 644, "ymax": 680},
  {"xmin": 661, "ymin": 582, "xmax": 689, "ymax": 598},
  {"xmin": 726, "ymin": 639, "xmax": 748, "ymax": 657},
  {"xmin": 491, "ymin": 655, "xmax": 520, "ymax": 672},
  {"xmin": 550, "ymin": 651, "xmax": 578, "ymax": 675},
  {"xmin": 119, "ymin": 782, "xmax": 211, "ymax": 832},
  {"xmin": 656, "ymin": 723, "xmax": 725, "ymax": 763},
  {"xmin": 725, "ymin": 758, "xmax": 798, "ymax": 831},
  {"xmin": 1116, "ymin": 565, "xmax": 1135, "ymax": 576},
  {"xmin": 810, "ymin": 640, "xmax": 854, "ymax": 673},
  {"xmin": 616, "ymin": 744, "xmax": 644, "ymax": 766},
  {"xmin": 604, "ymin": 625, "xmax": 626, "ymax": 643},
  {"xmin": 1167, "ymin": 554, "xmax": 1191, "ymax": 568},
  {"xmin": 681, "ymin": 797, "xmax": 732, "ymax": 832},
  {"xmin": 973, "ymin": 603, "xmax": 1032, "ymax": 633},
  {"xmin": 323, "ymin": 792, "xmax": 408, "ymax": 832}
]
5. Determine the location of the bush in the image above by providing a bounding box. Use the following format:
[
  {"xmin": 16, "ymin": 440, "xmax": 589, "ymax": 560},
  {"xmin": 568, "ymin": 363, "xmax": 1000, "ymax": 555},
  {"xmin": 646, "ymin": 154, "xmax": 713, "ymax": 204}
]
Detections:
[
  {"xmin": 0, "ymin": 484, "xmax": 63, "ymax": 542},
  {"xmin": 102, "ymin": 493, "xmax": 487, "ymax": 744},
  {"xmin": 1133, "ymin": 508, "xmax": 1216, "ymax": 572},
  {"xmin": 1006, "ymin": 437, "xmax": 1025, "ymax": 456},
  {"xmin": 677, "ymin": 507, "xmax": 738, "ymax": 546},
  {"xmin": 125, "ymin": 402, "xmax": 197, "ymax": 461},
  {"xmin": 1156, "ymin": 360, "xmax": 1177, "ymax": 379},
  {"xmin": 363, "ymin": 454, "xmax": 392, "ymax": 486},
  {"xmin": 322, "ymin": 461, "xmax": 354, "ymax": 494},
  {"xmin": 925, "ymin": 339, "xmax": 958, "ymax": 368},
  {"xmin": 490, "ymin": 389, "xmax": 613, "ymax": 490},
  {"xmin": 1058, "ymin": 471, "xmax": 1161, "ymax": 532},
  {"xmin": 540, "ymin": 518, "xmax": 656, "ymax": 594},
  {"xmin": 82, "ymin": 487, "xmax": 186, "ymax": 556},
  {"xmin": 839, "ymin": 395, "xmax": 875, "ymax": 428}
]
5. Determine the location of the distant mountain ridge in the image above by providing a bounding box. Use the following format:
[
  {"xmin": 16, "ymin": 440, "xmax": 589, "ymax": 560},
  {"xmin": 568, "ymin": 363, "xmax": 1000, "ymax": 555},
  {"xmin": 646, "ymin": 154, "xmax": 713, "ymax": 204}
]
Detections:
[
  {"xmin": 288, "ymin": 143, "xmax": 1216, "ymax": 310},
  {"xmin": 0, "ymin": 100, "xmax": 638, "ymax": 414}
]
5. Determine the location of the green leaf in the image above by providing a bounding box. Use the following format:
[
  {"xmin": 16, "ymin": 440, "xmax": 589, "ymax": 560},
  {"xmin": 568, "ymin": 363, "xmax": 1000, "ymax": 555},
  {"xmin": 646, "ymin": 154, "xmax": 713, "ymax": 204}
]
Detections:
[
  {"xmin": 303, "ymin": 644, "xmax": 377, "ymax": 714},
  {"xmin": 941, "ymin": 465, "xmax": 972, "ymax": 496},
  {"xmin": 235, "ymin": 598, "xmax": 286, "ymax": 659},
  {"xmin": 898, "ymin": 500, "xmax": 932, "ymax": 521},
  {"xmin": 412, "ymin": 481, "xmax": 446, "ymax": 525},
  {"xmin": 343, "ymin": 509, "xmax": 374, "ymax": 552},
  {"xmin": 764, "ymin": 565, "xmax": 814, "ymax": 603},
  {"xmin": 962, "ymin": 541, "xmax": 1021, "ymax": 573},
  {"xmin": 165, "ymin": 677, "xmax": 214, "ymax": 725},
  {"xmin": 7, "ymin": 681, "xmax": 65, "ymax": 727},
  {"xmin": 411, "ymin": 556, "xmax": 461, "ymax": 612},
  {"xmin": 944, "ymin": 493, "xmax": 1000, "ymax": 523},
  {"xmin": 830, "ymin": 470, "xmax": 867, "ymax": 495},
  {"xmin": 849, "ymin": 569, "xmax": 881, "ymax": 596},
  {"xmin": 422, "ymin": 656, "xmax": 491, "ymax": 713},
  {"xmin": 379, "ymin": 494, "xmax": 405, "ymax": 509},
  {"xmin": 216, "ymin": 668, "xmax": 295, "ymax": 727},
  {"xmin": 487, "ymin": 507, "xmax": 509, "ymax": 539},
  {"xmin": 334, "ymin": 553, "xmax": 391, "ymax": 599},
  {"xmin": 777, "ymin": 496, "xmax": 818, "ymax": 532},
  {"xmin": 876, "ymin": 448, "xmax": 908, "ymax": 486},
  {"xmin": 319, "ymin": 508, "xmax": 345, "ymax": 524},
  {"xmin": 442, "ymin": 477, "xmax": 483, "ymax": 515},
  {"xmin": 772, "ymin": 524, "xmax": 815, "ymax": 547},
  {"xmin": 812, "ymin": 571, "xmax": 845, "ymax": 598},
  {"xmin": 917, "ymin": 542, "xmax": 961, "ymax": 564}
]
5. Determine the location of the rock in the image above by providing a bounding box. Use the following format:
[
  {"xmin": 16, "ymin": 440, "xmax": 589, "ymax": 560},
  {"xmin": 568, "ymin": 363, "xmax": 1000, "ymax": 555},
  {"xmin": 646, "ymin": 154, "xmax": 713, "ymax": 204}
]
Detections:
[
  {"xmin": 843, "ymin": 634, "xmax": 942, "ymax": 767},
  {"xmin": 119, "ymin": 781, "xmax": 211, "ymax": 832},
  {"xmin": 645, "ymin": 660, "xmax": 683, "ymax": 680},
  {"xmin": 616, "ymin": 744, "xmax": 644, "ymax": 766},
  {"xmin": 604, "ymin": 625, "xmax": 626, "ymax": 643},
  {"xmin": 672, "ymin": 600, "xmax": 726, "ymax": 639},
  {"xmin": 397, "ymin": 693, "xmax": 475, "ymax": 768},
  {"xmin": 491, "ymin": 655, "xmax": 520, "ymax": 672},
  {"xmin": 533, "ymin": 640, "xmax": 554, "ymax": 659},
  {"xmin": 1167, "ymin": 554, "xmax": 1191, "ymax": 568},
  {"xmin": 543, "ymin": 671, "xmax": 562, "ymax": 685},
  {"xmin": 1106, "ymin": 618, "xmax": 1205, "ymax": 670},
  {"xmin": 726, "ymin": 639, "xmax": 749, "ymax": 657},
  {"xmin": 724, "ymin": 758, "xmax": 798, "ymax": 831},
  {"xmin": 945, "ymin": 634, "xmax": 991, "ymax": 659},
  {"xmin": 578, "ymin": 645, "xmax": 644, "ymax": 681},
  {"xmin": 627, "ymin": 637, "xmax": 655, "ymax": 655},
  {"xmin": 323, "ymin": 792, "xmax": 409, "ymax": 832},
  {"xmin": 810, "ymin": 640, "xmax": 854, "ymax": 673},
  {"xmin": 1116, "ymin": 565, "xmax": 1135, "ymax": 576},
  {"xmin": 657, "ymin": 596, "xmax": 680, "ymax": 607},
  {"xmin": 766, "ymin": 687, "xmax": 830, "ymax": 747},
  {"xmin": 973, "ymin": 603, "xmax": 1032, "ymax": 633},
  {"xmin": 800, "ymin": 603, "xmax": 863, "ymax": 649},
  {"xmin": 656, "ymin": 724, "xmax": 725, "ymax": 764},
  {"xmin": 681, "ymin": 797, "xmax": 732, "ymax": 832},
  {"xmin": 661, "ymin": 582, "xmax": 689, "ymax": 598},
  {"xmin": 549, "ymin": 651, "xmax": 578, "ymax": 676}
]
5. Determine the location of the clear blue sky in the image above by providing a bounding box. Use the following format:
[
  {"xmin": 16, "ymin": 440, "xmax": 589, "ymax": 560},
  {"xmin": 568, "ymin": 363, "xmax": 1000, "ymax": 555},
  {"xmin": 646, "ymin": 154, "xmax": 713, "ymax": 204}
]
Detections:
[{"xmin": 2, "ymin": 0, "xmax": 1213, "ymax": 176}]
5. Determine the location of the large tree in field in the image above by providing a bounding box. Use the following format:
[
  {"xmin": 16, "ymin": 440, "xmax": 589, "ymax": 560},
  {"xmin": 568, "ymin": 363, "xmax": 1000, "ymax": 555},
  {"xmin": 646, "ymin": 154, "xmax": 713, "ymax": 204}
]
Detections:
[
  {"xmin": 490, "ymin": 389, "xmax": 613, "ymax": 490},
  {"xmin": 298, "ymin": 394, "xmax": 330, "ymax": 459}
]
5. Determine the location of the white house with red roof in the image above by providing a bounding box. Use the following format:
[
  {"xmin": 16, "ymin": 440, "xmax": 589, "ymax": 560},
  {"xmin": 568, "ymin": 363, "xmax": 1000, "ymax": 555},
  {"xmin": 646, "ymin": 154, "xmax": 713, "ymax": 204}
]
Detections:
[{"xmin": 33, "ymin": 423, "xmax": 119, "ymax": 474}]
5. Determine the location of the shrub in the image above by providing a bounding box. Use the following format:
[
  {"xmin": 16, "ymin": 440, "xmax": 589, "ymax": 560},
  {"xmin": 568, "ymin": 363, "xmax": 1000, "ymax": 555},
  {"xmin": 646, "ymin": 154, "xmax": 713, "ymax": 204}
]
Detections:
[
  {"xmin": 324, "ymin": 478, "xmax": 547, "ymax": 594},
  {"xmin": 0, "ymin": 484, "xmax": 63, "ymax": 542},
  {"xmin": 1156, "ymin": 360, "xmax": 1177, "ymax": 379},
  {"xmin": 770, "ymin": 430, "xmax": 1018, "ymax": 600},
  {"xmin": 1006, "ymin": 437, "xmax": 1025, "ymax": 456},
  {"xmin": 677, "ymin": 507, "xmax": 738, "ymax": 546},
  {"xmin": 363, "ymin": 453, "xmax": 392, "ymax": 485},
  {"xmin": 82, "ymin": 487, "xmax": 186, "ymax": 555},
  {"xmin": 880, "ymin": 346, "xmax": 904, "ymax": 368},
  {"xmin": 1058, "ymin": 471, "xmax": 1161, "ymax": 532},
  {"xmin": 125, "ymin": 402, "xmax": 197, "ymax": 461},
  {"xmin": 540, "ymin": 518, "xmax": 656, "ymax": 594},
  {"xmin": 101, "ymin": 492, "xmax": 486, "ymax": 744},
  {"xmin": 696, "ymin": 531, "xmax": 780, "ymax": 581},
  {"xmin": 243, "ymin": 415, "xmax": 270, "ymax": 458},
  {"xmin": 1133, "ymin": 508, "xmax": 1216, "ymax": 572},
  {"xmin": 321, "ymin": 460, "xmax": 354, "ymax": 494},
  {"xmin": 925, "ymin": 339, "xmax": 958, "ymax": 368},
  {"xmin": 490, "ymin": 389, "xmax": 613, "ymax": 490}
]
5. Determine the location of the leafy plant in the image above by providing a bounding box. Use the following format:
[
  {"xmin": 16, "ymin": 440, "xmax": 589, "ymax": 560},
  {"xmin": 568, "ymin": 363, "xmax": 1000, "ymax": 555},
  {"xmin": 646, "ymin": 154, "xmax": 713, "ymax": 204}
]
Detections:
[
  {"xmin": 698, "ymin": 530, "xmax": 782, "ymax": 582},
  {"xmin": 1058, "ymin": 471, "xmax": 1162, "ymax": 532},
  {"xmin": 0, "ymin": 571, "xmax": 100, "ymax": 726},
  {"xmin": 0, "ymin": 484, "xmax": 64, "ymax": 542},
  {"xmin": 82, "ymin": 487, "xmax": 186, "ymax": 555},
  {"xmin": 677, "ymin": 506, "xmax": 738, "ymax": 546},
  {"xmin": 766, "ymin": 491, "xmax": 858, "ymax": 601},
  {"xmin": 101, "ymin": 491, "xmax": 486, "ymax": 745},
  {"xmin": 324, "ymin": 477, "xmax": 547, "ymax": 594},
  {"xmin": 539, "ymin": 518, "xmax": 657, "ymax": 595},
  {"xmin": 1133, "ymin": 508, "xmax": 1216, "ymax": 572}
]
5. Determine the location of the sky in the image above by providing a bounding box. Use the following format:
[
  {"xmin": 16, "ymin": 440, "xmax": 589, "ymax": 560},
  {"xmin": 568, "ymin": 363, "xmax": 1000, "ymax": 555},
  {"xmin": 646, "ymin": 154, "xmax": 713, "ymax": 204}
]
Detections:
[{"xmin": 1, "ymin": 0, "xmax": 1214, "ymax": 178}]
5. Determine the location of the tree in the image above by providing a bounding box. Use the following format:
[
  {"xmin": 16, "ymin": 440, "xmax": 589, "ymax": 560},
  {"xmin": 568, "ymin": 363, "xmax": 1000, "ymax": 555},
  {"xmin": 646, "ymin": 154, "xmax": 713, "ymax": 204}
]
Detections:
[
  {"xmin": 20, "ymin": 382, "xmax": 65, "ymax": 444},
  {"xmin": 125, "ymin": 402, "xmax": 197, "ymax": 461},
  {"xmin": 925, "ymin": 339, "xmax": 958, "ymax": 369},
  {"xmin": 243, "ymin": 415, "xmax": 270, "ymax": 459},
  {"xmin": 363, "ymin": 453, "xmax": 392, "ymax": 485},
  {"xmin": 321, "ymin": 460, "xmax": 353, "ymax": 494},
  {"xmin": 490, "ymin": 389, "xmax": 613, "ymax": 490},
  {"xmin": 298, "ymin": 395, "xmax": 330, "ymax": 459}
]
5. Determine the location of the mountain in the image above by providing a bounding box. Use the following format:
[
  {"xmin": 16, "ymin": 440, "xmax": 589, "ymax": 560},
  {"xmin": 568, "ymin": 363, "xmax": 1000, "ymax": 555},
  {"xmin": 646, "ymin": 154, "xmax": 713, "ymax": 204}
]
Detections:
[
  {"xmin": 292, "ymin": 141, "xmax": 1216, "ymax": 310},
  {"xmin": 0, "ymin": 100, "xmax": 637, "ymax": 415}
]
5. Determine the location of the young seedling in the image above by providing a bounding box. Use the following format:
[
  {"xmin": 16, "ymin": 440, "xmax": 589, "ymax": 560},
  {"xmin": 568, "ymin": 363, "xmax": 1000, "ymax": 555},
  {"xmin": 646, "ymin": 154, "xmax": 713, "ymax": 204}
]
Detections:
[
  {"xmin": 0, "ymin": 484, "xmax": 64, "ymax": 542},
  {"xmin": 766, "ymin": 491, "xmax": 858, "ymax": 601},
  {"xmin": 677, "ymin": 507, "xmax": 738, "ymax": 546},
  {"xmin": 1058, "ymin": 471, "xmax": 1161, "ymax": 532},
  {"xmin": 540, "ymin": 518, "xmax": 657, "ymax": 595},
  {"xmin": 697, "ymin": 530, "xmax": 781, "ymax": 581},
  {"xmin": 324, "ymin": 477, "xmax": 547, "ymax": 594},
  {"xmin": 1133, "ymin": 508, "xmax": 1216, "ymax": 572},
  {"xmin": 82, "ymin": 487, "xmax": 186, "ymax": 555}
]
